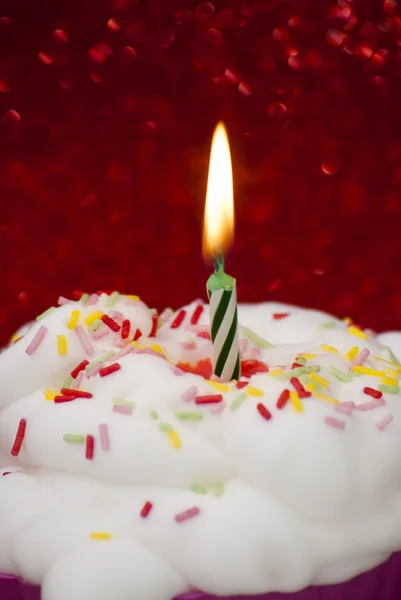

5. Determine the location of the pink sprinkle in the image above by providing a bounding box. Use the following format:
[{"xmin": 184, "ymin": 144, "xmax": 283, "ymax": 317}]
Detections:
[
  {"xmin": 112, "ymin": 404, "xmax": 132, "ymax": 415},
  {"xmin": 91, "ymin": 326, "xmax": 109, "ymax": 341},
  {"xmin": 210, "ymin": 402, "xmax": 226, "ymax": 415},
  {"xmin": 113, "ymin": 345, "xmax": 134, "ymax": 361},
  {"xmin": 355, "ymin": 398, "xmax": 385, "ymax": 411},
  {"xmin": 25, "ymin": 326, "xmax": 48, "ymax": 355},
  {"xmin": 174, "ymin": 506, "xmax": 200, "ymax": 523},
  {"xmin": 324, "ymin": 416, "xmax": 346, "ymax": 429},
  {"xmin": 252, "ymin": 346, "xmax": 262, "ymax": 359},
  {"xmin": 335, "ymin": 401, "xmax": 355, "ymax": 415},
  {"xmin": 108, "ymin": 310, "xmax": 124, "ymax": 321},
  {"xmin": 350, "ymin": 347, "xmax": 370, "ymax": 369},
  {"xmin": 71, "ymin": 371, "xmax": 84, "ymax": 388},
  {"xmin": 86, "ymin": 363, "xmax": 102, "ymax": 378},
  {"xmin": 239, "ymin": 338, "xmax": 249, "ymax": 353},
  {"xmin": 99, "ymin": 424, "xmax": 110, "ymax": 451},
  {"xmin": 85, "ymin": 293, "xmax": 99, "ymax": 307},
  {"xmin": 58, "ymin": 296, "xmax": 72, "ymax": 305},
  {"xmin": 180, "ymin": 341, "xmax": 197, "ymax": 350},
  {"xmin": 197, "ymin": 331, "xmax": 211, "ymax": 340},
  {"xmin": 160, "ymin": 308, "xmax": 172, "ymax": 321},
  {"xmin": 75, "ymin": 325, "xmax": 94, "ymax": 355},
  {"xmin": 173, "ymin": 367, "xmax": 185, "ymax": 376},
  {"xmin": 376, "ymin": 414, "xmax": 394, "ymax": 431},
  {"xmin": 181, "ymin": 385, "xmax": 198, "ymax": 402}
]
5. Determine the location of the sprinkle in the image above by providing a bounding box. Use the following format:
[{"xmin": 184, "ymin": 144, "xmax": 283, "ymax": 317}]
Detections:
[
  {"xmin": 289, "ymin": 391, "xmax": 303, "ymax": 412},
  {"xmin": 99, "ymin": 363, "xmax": 121, "ymax": 377},
  {"xmin": 90, "ymin": 532, "xmax": 111, "ymax": 541},
  {"xmin": 44, "ymin": 388, "xmax": 58, "ymax": 400},
  {"xmin": 345, "ymin": 346, "xmax": 359, "ymax": 361},
  {"xmin": 72, "ymin": 371, "xmax": 84, "ymax": 389},
  {"xmin": 11, "ymin": 419, "xmax": 27, "ymax": 456},
  {"xmin": 57, "ymin": 334, "xmax": 67, "ymax": 356},
  {"xmin": 105, "ymin": 291, "xmax": 120, "ymax": 307},
  {"xmin": 383, "ymin": 346, "xmax": 401, "ymax": 366},
  {"xmin": 206, "ymin": 380, "xmax": 229, "ymax": 392},
  {"xmin": 126, "ymin": 294, "xmax": 140, "ymax": 302},
  {"xmin": 112, "ymin": 398, "xmax": 135, "ymax": 407},
  {"xmin": 294, "ymin": 357, "xmax": 306, "ymax": 365},
  {"xmin": 290, "ymin": 377, "xmax": 311, "ymax": 398},
  {"xmin": 101, "ymin": 314, "xmax": 121, "ymax": 332},
  {"xmin": 54, "ymin": 395, "xmax": 75, "ymax": 403},
  {"xmin": 236, "ymin": 381, "xmax": 248, "ymax": 389},
  {"xmin": 384, "ymin": 368, "xmax": 400, "ymax": 378},
  {"xmin": 195, "ymin": 394, "xmax": 223, "ymax": 405},
  {"xmin": 174, "ymin": 507, "xmax": 200, "ymax": 523},
  {"xmin": 175, "ymin": 411, "xmax": 203, "ymax": 421},
  {"xmin": 149, "ymin": 314, "xmax": 158, "ymax": 337},
  {"xmin": 150, "ymin": 410, "xmax": 159, "ymax": 420},
  {"xmin": 85, "ymin": 293, "xmax": 99, "ymax": 307},
  {"xmin": 246, "ymin": 386, "xmax": 264, "ymax": 397},
  {"xmin": 356, "ymin": 398, "xmax": 385, "ymax": 411},
  {"xmin": 159, "ymin": 422, "xmax": 173, "ymax": 432},
  {"xmin": 270, "ymin": 368, "xmax": 284, "ymax": 377},
  {"xmin": 376, "ymin": 414, "xmax": 394, "ymax": 431},
  {"xmin": 171, "ymin": 309, "xmax": 186, "ymax": 329},
  {"xmin": 79, "ymin": 293, "xmax": 90, "ymax": 305},
  {"xmin": 67, "ymin": 310, "xmax": 80, "ymax": 329},
  {"xmin": 309, "ymin": 372, "xmax": 329, "ymax": 388},
  {"xmin": 351, "ymin": 348, "xmax": 370, "ymax": 367},
  {"xmin": 99, "ymin": 424, "xmax": 110, "ymax": 450},
  {"xmin": 84, "ymin": 310, "xmax": 104, "ymax": 327},
  {"xmin": 133, "ymin": 329, "xmax": 142, "ymax": 341},
  {"xmin": 364, "ymin": 387, "xmax": 383, "ymax": 399},
  {"xmin": 273, "ymin": 312, "xmax": 289, "ymax": 319},
  {"xmin": 348, "ymin": 326, "xmax": 368, "ymax": 340},
  {"xmin": 328, "ymin": 366, "xmax": 353, "ymax": 383},
  {"xmin": 282, "ymin": 365, "xmax": 321, "ymax": 379},
  {"xmin": 140, "ymin": 501, "xmax": 153, "ymax": 518},
  {"xmin": 256, "ymin": 402, "xmax": 272, "ymax": 420},
  {"xmin": 321, "ymin": 344, "xmax": 339, "ymax": 354},
  {"xmin": 121, "ymin": 319, "xmax": 130, "ymax": 339},
  {"xmin": 86, "ymin": 364, "xmax": 101, "ymax": 378},
  {"xmin": 168, "ymin": 430, "xmax": 181, "ymax": 449},
  {"xmin": 60, "ymin": 388, "xmax": 93, "ymax": 398},
  {"xmin": 62, "ymin": 375, "xmax": 73, "ymax": 389},
  {"xmin": 313, "ymin": 392, "xmax": 339, "ymax": 405},
  {"xmin": 75, "ymin": 325, "xmax": 94, "ymax": 355},
  {"xmin": 335, "ymin": 401, "xmax": 355, "ymax": 414},
  {"xmin": 318, "ymin": 321, "xmax": 336, "ymax": 330},
  {"xmin": 191, "ymin": 484, "xmax": 207, "ymax": 494},
  {"xmin": 190, "ymin": 304, "xmax": 204, "ymax": 325},
  {"xmin": 197, "ymin": 331, "xmax": 211, "ymax": 340},
  {"xmin": 36, "ymin": 306, "xmax": 56, "ymax": 321},
  {"xmin": 181, "ymin": 385, "xmax": 197, "ymax": 403},
  {"xmin": 299, "ymin": 353, "xmax": 317, "ymax": 361},
  {"xmin": 91, "ymin": 327, "xmax": 109, "ymax": 341},
  {"xmin": 63, "ymin": 434, "xmax": 85, "ymax": 443},
  {"xmin": 25, "ymin": 326, "xmax": 47, "ymax": 355},
  {"xmin": 231, "ymin": 393, "xmax": 248, "ymax": 412},
  {"xmin": 214, "ymin": 483, "xmax": 225, "ymax": 497},
  {"xmin": 241, "ymin": 326, "xmax": 273, "ymax": 349},
  {"xmin": 113, "ymin": 404, "xmax": 132, "ymax": 415},
  {"xmin": 324, "ymin": 416, "xmax": 345, "ymax": 429},
  {"xmin": 352, "ymin": 366, "xmax": 383, "ymax": 376},
  {"xmin": 381, "ymin": 375, "xmax": 398, "ymax": 386},
  {"xmin": 85, "ymin": 435, "xmax": 95, "ymax": 459},
  {"xmin": 378, "ymin": 384, "xmax": 399, "ymax": 395},
  {"xmin": 58, "ymin": 296, "xmax": 72, "ymax": 305},
  {"xmin": 276, "ymin": 389, "xmax": 290, "ymax": 409}
]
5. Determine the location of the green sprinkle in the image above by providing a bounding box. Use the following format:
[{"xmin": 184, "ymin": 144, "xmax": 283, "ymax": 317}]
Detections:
[
  {"xmin": 36, "ymin": 306, "xmax": 56, "ymax": 321},
  {"xmin": 231, "ymin": 393, "xmax": 248, "ymax": 412},
  {"xmin": 318, "ymin": 321, "xmax": 337, "ymax": 330},
  {"xmin": 88, "ymin": 319, "xmax": 102, "ymax": 334},
  {"xmin": 157, "ymin": 317, "xmax": 164, "ymax": 329},
  {"xmin": 159, "ymin": 422, "xmax": 173, "ymax": 432},
  {"xmin": 241, "ymin": 326, "xmax": 273, "ymax": 349},
  {"xmin": 214, "ymin": 482, "xmax": 225, "ymax": 497},
  {"xmin": 105, "ymin": 291, "xmax": 120, "ymax": 307},
  {"xmin": 150, "ymin": 308, "xmax": 158, "ymax": 314},
  {"xmin": 296, "ymin": 356, "xmax": 307, "ymax": 365},
  {"xmin": 63, "ymin": 434, "xmax": 85, "ymax": 444},
  {"xmin": 327, "ymin": 366, "xmax": 352, "ymax": 383},
  {"xmin": 62, "ymin": 375, "xmax": 73, "ymax": 389},
  {"xmin": 112, "ymin": 398, "xmax": 135, "ymax": 408},
  {"xmin": 275, "ymin": 365, "xmax": 321, "ymax": 380},
  {"xmin": 100, "ymin": 350, "xmax": 116, "ymax": 362},
  {"xmin": 79, "ymin": 293, "xmax": 90, "ymax": 304},
  {"xmin": 175, "ymin": 411, "xmax": 204, "ymax": 421},
  {"xmin": 191, "ymin": 484, "xmax": 208, "ymax": 495},
  {"xmin": 378, "ymin": 384, "xmax": 399, "ymax": 395},
  {"xmin": 150, "ymin": 410, "xmax": 159, "ymax": 420},
  {"xmin": 300, "ymin": 374, "xmax": 322, "ymax": 391},
  {"xmin": 350, "ymin": 371, "xmax": 361, "ymax": 378},
  {"xmin": 383, "ymin": 346, "xmax": 401, "ymax": 366}
]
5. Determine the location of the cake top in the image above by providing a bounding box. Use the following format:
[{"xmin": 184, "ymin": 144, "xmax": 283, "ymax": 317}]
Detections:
[{"xmin": 1, "ymin": 292, "xmax": 401, "ymax": 600}]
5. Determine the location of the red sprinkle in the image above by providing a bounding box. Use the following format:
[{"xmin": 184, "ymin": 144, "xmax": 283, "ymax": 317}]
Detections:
[
  {"xmin": 241, "ymin": 359, "xmax": 269, "ymax": 378},
  {"xmin": 11, "ymin": 419, "xmax": 26, "ymax": 457},
  {"xmin": 171, "ymin": 309, "xmax": 186, "ymax": 329},
  {"xmin": 140, "ymin": 501, "xmax": 153, "ymax": 518},
  {"xmin": 364, "ymin": 387, "xmax": 383, "ymax": 399},
  {"xmin": 276, "ymin": 389, "xmax": 290, "ymax": 409},
  {"xmin": 292, "ymin": 362, "xmax": 303, "ymax": 368},
  {"xmin": 121, "ymin": 319, "xmax": 131, "ymax": 339},
  {"xmin": 273, "ymin": 312, "xmax": 289, "ymax": 320},
  {"xmin": 85, "ymin": 435, "xmax": 95, "ymax": 460},
  {"xmin": 101, "ymin": 314, "xmax": 121, "ymax": 332},
  {"xmin": 149, "ymin": 314, "xmax": 158, "ymax": 337},
  {"xmin": 2, "ymin": 472, "xmax": 11, "ymax": 476},
  {"xmin": 195, "ymin": 394, "xmax": 223, "ymax": 405},
  {"xmin": 71, "ymin": 359, "xmax": 89, "ymax": 379},
  {"xmin": 99, "ymin": 362, "xmax": 121, "ymax": 377},
  {"xmin": 133, "ymin": 328, "xmax": 142, "ymax": 341},
  {"xmin": 196, "ymin": 331, "xmax": 211, "ymax": 340},
  {"xmin": 256, "ymin": 402, "xmax": 272, "ymax": 420},
  {"xmin": 290, "ymin": 377, "xmax": 311, "ymax": 398},
  {"xmin": 190, "ymin": 304, "xmax": 204, "ymax": 325},
  {"xmin": 54, "ymin": 395, "xmax": 75, "ymax": 403},
  {"xmin": 72, "ymin": 290, "xmax": 85, "ymax": 300},
  {"xmin": 60, "ymin": 388, "xmax": 93, "ymax": 398},
  {"xmin": 236, "ymin": 381, "xmax": 248, "ymax": 389}
]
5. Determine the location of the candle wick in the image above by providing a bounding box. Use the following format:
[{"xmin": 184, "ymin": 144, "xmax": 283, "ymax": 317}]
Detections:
[{"xmin": 211, "ymin": 248, "xmax": 224, "ymax": 273}]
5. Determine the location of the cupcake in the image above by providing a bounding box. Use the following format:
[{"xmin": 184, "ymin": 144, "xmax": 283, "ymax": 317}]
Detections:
[{"xmin": 1, "ymin": 292, "xmax": 401, "ymax": 600}]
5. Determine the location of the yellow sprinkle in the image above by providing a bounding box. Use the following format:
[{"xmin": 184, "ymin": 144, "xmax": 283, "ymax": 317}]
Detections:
[
  {"xmin": 149, "ymin": 343, "xmax": 164, "ymax": 355},
  {"xmin": 57, "ymin": 334, "xmax": 67, "ymax": 356},
  {"xmin": 67, "ymin": 309, "xmax": 80, "ymax": 329},
  {"xmin": 345, "ymin": 346, "xmax": 359, "ymax": 361},
  {"xmin": 305, "ymin": 382, "xmax": 316, "ymax": 392},
  {"xmin": 289, "ymin": 391, "xmax": 303, "ymax": 412},
  {"xmin": 380, "ymin": 376, "xmax": 398, "ymax": 386},
  {"xmin": 352, "ymin": 366, "xmax": 383, "ymax": 376},
  {"xmin": 10, "ymin": 333, "xmax": 20, "ymax": 343},
  {"xmin": 207, "ymin": 380, "xmax": 229, "ymax": 392},
  {"xmin": 374, "ymin": 356, "xmax": 401, "ymax": 373},
  {"xmin": 131, "ymin": 340, "xmax": 139, "ymax": 347},
  {"xmin": 270, "ymin": 368, "xmax": 284, "ymax": 377},
  {"xmin": 297, "ymin": 353, "xmax": 316, "ymax": 360},
  {"xmin": 321, "ymin": 344, "xmax": 339, "ymax": 355},
  {"xmin": 347, "ymin": 326, "xmax": 368, "ymax": 340},
  {"xmin": 313, "ymin": 392, "xmax": 339, "ymax": 405},
  {"xmin": 43, "ymin": 388, "xmax": 58, "ymax": 401},
  {"xmin": 309, "ymin": 372, "xmax": 329, "ymax": 388},
  {"xmin": 84, "ymin": 310, "xmax": 104, "ymax": 326},
  {"xmin": 246, "ymin": 386, "xmax": 264, "ymax": 397},
  {"xmin": 384, "ymin": 368, "xmax": 400, "ymax": 378},
  {"xmin": 90, "ymin": 532, "xmax": 112, "ymax": 541},
  {"xmin": 126, "ymin": 294, "xmax": 140, "ymax": 301},
  {"xmin": 168, "ymin": 430, "xmax": 181, "ymax": 449},
  {"xmin": 343, "ymin": 316, "xmax": 352, "ymax": 325}
]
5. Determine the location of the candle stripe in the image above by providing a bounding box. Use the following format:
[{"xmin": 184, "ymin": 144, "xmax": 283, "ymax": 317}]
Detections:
[
  {"xmin": 210, "ymin": 290, "xmax": 231, "ymax": 339},
  {"xmin": 210, "ymin": 287, "xmax": 240, "ymax": 381},
  {"xmin": 215, "ymin": 308, "xmax": 240, "ymax": 380}
]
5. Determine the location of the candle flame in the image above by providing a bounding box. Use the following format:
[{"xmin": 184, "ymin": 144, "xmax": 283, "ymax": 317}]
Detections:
[{"xmin": 203, "ymin": 122, "xmax": 234, "ymax": 263}]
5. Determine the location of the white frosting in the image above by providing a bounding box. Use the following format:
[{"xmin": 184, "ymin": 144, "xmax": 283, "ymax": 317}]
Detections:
[{"xmin": 1, "ymin": 295, "xmax": 401, "ymax": 599}]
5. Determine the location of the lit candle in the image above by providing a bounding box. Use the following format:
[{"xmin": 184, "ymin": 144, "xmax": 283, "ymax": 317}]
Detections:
[{"xmin": 203, "ymin": 122, "xmax": 240, "ymax": 382}]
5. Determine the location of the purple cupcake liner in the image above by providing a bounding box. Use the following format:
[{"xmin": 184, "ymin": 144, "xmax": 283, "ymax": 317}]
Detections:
[{"xmin": 2, "ymin": 551, "xmax": 401, "ymax": 600}]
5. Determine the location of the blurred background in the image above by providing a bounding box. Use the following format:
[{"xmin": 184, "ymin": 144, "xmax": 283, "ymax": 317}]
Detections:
[{"xmin": 1, "ymin": 0, "xmax": 401, "ymax": 345}]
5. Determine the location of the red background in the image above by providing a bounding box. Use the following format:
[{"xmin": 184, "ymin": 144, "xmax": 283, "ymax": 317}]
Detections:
[{"xmin": 1, "ymin": 0, "xmax": 401, "ymax": 345}]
